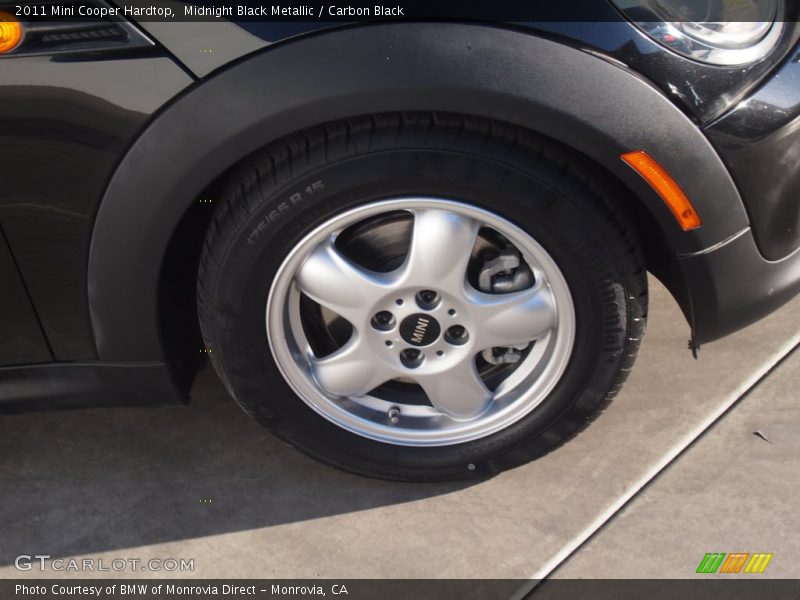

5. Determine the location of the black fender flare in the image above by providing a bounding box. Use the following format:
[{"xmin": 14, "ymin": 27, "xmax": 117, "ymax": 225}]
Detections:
[{"xmin": 89, "ymin": 22, "xmax": 749, "ymax": 363}]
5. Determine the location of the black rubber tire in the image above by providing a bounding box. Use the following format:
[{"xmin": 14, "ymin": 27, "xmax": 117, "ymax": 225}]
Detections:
[{"xmin": 197, "ymin": 112, "xmax": 647, "ymax": 481}]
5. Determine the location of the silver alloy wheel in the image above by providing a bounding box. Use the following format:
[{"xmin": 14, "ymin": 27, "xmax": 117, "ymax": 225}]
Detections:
[{"xmin": 266, "ymin": 198, "xmax": 576, "ymax": 446}]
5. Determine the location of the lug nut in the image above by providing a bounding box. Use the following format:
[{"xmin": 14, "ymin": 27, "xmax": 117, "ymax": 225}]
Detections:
[
  {"xmin": 400, "ymin": 348, "xmax": 424, "ymax": 368},
  {"xmin": 445, "ymin": 325, "xmax": 469, "ymax": 346},
  {"xmin": 415, "ymin": 289, "xmax": 441, "ymax": 310},
  {"xmin": 388, "ymin": 407, "xmax": 401, "ymax": 424},
  {"xmin": 371, "ymin": 311, "xmax": 396, "ymax": 331}
]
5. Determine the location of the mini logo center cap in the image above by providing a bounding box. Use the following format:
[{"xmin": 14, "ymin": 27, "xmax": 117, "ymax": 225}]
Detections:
[{"xmin": 399, "ymin": 313, "xmax": 441, "ymax": 347}]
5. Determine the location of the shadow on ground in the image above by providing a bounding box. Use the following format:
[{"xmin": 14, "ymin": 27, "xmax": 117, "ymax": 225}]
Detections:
[{"xmin": 0, "ymin": 368, "xmax": 466, "ymax": 564}]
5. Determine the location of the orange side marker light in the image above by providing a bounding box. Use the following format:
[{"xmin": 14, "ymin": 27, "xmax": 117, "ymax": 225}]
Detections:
[
  {"xmin": 621, "ymin": 150, "xmax": 702, "ymax": 231},
  {"xmin": 0, "ymin": 11, "xmax": 23, "ymax": 54}
]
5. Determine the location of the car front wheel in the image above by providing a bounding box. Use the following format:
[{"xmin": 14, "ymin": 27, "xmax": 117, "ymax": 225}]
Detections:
[{"xmin": 197, "ymin": 113, "xmax": 647, "ymax": 481}]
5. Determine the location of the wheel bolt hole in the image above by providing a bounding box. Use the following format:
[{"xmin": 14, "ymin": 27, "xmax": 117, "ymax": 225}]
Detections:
[
  {"xmin": 395, "ymin": 299, "xmax": 404, "ymax": 306},
  {"xmin": 415, "ymin": 289, "xmax": 441, "ymax": 310},
  {"xmin": 371, "ymin": 311, "xmax": 396, "ymax": 332},
  {"xmin": 447, "ymin": 308, "xmax": 456, "ymax": 316},
  {"xmin": 436, "ymin": 350, "xmax": 444, "ymax": 357},
  {"xmin": 385, "ymin": 340, "xmax": 394, "ymax": 347},
  {"xmin": 445, "ymin": 325, "xmax": 469, "ymax": 346},
  {"xmin": 400, "ymin": 348, "xmax": 424, "ymax": 369}
]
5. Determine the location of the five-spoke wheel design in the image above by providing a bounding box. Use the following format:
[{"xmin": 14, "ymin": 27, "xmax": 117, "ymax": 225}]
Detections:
[{"xmin": 267, "ymin": 198, "xmax": 575, "ymax": 446}]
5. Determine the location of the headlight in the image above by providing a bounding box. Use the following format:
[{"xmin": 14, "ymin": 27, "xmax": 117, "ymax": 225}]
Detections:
[{"xmin": 611, "ymin": 0, "xmax": 785, "ymax": 65}]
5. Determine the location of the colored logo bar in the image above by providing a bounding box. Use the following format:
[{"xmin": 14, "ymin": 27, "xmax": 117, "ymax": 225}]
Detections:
[{"xmin": 697, "ymin": 553, "xmax": 773, "ymax": 574}]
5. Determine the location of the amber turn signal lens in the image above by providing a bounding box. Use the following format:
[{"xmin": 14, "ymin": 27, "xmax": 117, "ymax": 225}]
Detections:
[
  {"xmin": 621, "ymin": 150, "xmax": 702, "ymax": 231},
  {"xmin": 0, "ymin": 11, "xmax": 23, "ymax": 54}
]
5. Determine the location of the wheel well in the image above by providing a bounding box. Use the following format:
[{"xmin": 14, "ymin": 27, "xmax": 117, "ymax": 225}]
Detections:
[
  {"xmin": 157, "ymin": 112, "xmax": 683, "ymax": 398},
  {"xmin": 157, "ymin": 178, "xmax": 220, "ymax": 396}
]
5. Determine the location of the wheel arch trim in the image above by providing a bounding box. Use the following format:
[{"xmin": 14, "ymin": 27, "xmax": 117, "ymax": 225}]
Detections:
[{"xmin": 88, "ymin": 22, "xmax": 748, "ymax": 364}]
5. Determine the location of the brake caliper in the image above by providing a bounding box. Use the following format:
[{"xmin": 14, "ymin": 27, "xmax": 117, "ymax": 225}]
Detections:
[{"xmin": 477, "ymin": 247, "xmax": 533, "ymax": 365}]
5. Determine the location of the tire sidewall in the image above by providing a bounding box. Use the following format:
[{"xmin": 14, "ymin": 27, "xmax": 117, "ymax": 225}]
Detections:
[{"xmin": 208, "ymin": 147, "xmax": 629, "ymax": 480}]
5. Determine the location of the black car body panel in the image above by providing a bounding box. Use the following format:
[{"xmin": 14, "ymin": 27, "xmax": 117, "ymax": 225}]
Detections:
[
  {"xmin": 589, "ymin": 3, "xmax": 800, "ymax": 123},
  {"xmin": 705, "ymin": 47, "xmax": 800, "ymax": 261},
  {"xmin": 679, "ymin": 229, "xmax": 800, "ymax": 345},
  {"xmin": 0, "ymin": 51, "xmax": 192, "ymax": 362},
  {"xmin": 0, "ymin": 226, "xmax": 52, "ymax": 364},
  {"xmin": 1, "ymin": 9, "xmax": 800, "ymax": 410}
]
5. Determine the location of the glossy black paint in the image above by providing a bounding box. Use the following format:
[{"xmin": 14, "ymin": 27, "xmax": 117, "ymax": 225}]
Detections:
[
  {"xmin": 579, "ymin": 2, "xmax": 800, "ymax": 124},
  {"xmin": 0, "ymin": 53, "xmax": 193, "ymax": 360},
  {"xmin": 0, "ymin": 226, "xmax": 51, "ymax": 365},
  {"xmin": 705, "ymin": 47, "xmax": 800, "ymax": 261}
]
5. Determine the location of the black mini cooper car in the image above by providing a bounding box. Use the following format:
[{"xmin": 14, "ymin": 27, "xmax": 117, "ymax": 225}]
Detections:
[{"xmin": 1, "ymin": 0, "xmax": 798, "ymax": 480}]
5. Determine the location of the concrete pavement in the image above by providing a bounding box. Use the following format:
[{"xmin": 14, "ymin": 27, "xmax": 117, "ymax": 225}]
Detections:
[
  {"xmin": 1, "ymin": 277, "xmax": 798, "ymax": 582},
  {"xmin": 553, "ymin": 345, "xmax": 800, "ymax": 579}
]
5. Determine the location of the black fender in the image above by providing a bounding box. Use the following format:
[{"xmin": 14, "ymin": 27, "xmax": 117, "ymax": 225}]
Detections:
[{"xmin": 89, "ymin": 22, "xmax": 750, "ymax": 366}]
